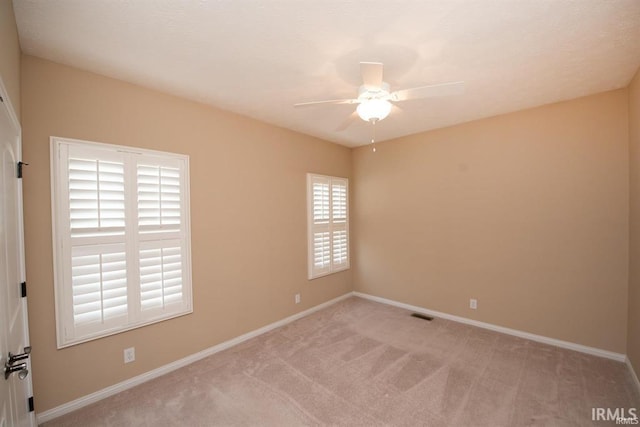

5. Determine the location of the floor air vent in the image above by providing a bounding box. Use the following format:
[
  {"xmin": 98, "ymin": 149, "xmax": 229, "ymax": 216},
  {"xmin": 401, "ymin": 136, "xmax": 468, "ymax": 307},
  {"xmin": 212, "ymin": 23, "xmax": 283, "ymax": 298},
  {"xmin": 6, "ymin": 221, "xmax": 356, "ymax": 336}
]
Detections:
[{"xmin": 411, "ymin": 313, "xmax": 434, "ymax": 321}]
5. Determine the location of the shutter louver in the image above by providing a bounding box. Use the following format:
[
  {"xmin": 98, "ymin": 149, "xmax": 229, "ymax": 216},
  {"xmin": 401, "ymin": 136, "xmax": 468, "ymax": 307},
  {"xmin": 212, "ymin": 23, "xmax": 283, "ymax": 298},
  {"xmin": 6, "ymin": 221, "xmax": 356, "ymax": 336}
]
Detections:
[
  {"xmin": 332, "ymin": 228, "xmax": 348, "ymax": 266},
  {"xmin": 137, "ymin": 164, "xmax": 181, "ymax": 232},
  {"xmin": 313, "ymin": 231, "xmax": 331, "ymax": 269},
  {"xmin": 331, "ymin": 179, "xmax": 348, "ymax": 268},
  {"xmin": 313, "ymin": 182, "xmax": 330, "ymax": 223},
  {"xmin": 71, "ymin": 244, "xmax": 128, "ymax": 327},
  {"xmin": 139, "ymin": 243, "xmax": 183, "ymax": 311},
  {"xmin": 69, "ymin": 158, "xmax": 125, "ymax": 237},
  {"xmin": 332, "ymin": 182, "xmax": 347, "ymax": 222}
]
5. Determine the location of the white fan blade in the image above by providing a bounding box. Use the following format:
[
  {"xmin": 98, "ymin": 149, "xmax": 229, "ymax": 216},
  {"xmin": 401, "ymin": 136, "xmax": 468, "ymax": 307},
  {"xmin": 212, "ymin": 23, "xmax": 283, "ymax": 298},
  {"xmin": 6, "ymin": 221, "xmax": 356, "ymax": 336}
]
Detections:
[
  {"xmin": 391, "ymin": 81, "xmax": 465, "ymax": 102},
  {"xmin": 294, "ymin": 98, "xmax": 357, "ymax": 107},
  {"xmin": 335, "ymin": 111, "xmax": 360, "ymax": 132},
  {"xmin": 360, "ymin": 62, "xmax": 383, "ymax": 90}
]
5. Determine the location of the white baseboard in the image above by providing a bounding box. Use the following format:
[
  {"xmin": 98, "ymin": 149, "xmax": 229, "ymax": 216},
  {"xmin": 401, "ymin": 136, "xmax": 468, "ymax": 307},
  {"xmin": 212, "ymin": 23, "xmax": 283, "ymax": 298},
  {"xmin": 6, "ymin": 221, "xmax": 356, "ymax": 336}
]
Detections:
[
  {"xmin": 353, "ymin": 291, "xmax": 626, "ymax": 362},
  {"xmin": 627, "ymin": 357, "xmax": 640, "ymax": 394},
  {"xmin": 36, "ymin": 292, "xmax": 353, "ymax": 424}
]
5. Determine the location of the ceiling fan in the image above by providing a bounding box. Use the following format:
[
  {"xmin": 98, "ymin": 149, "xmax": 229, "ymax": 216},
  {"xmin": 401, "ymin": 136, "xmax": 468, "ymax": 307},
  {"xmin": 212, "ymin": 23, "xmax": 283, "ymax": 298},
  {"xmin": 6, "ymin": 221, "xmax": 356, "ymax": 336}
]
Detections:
[{"xmin": 294, "ymin": 62, "xmax": 465, "ymax": 130}]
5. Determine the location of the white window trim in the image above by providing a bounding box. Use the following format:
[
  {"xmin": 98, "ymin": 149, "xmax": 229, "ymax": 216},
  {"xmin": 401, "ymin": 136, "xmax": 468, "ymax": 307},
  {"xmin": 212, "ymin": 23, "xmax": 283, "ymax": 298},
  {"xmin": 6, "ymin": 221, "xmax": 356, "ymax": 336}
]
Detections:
[
  {"xmin": 50, "ymin": 136, "xmax": 193, "ymax": 348},
  {"xmin": 307, "ymin": 173, "xmax": 350, "ymax": 280}
]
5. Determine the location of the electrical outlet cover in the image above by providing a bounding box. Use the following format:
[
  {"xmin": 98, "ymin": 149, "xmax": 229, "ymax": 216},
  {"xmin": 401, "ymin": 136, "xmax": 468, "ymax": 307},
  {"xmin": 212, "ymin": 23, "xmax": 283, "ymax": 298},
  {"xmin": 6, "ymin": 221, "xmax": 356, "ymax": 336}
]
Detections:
[{"xmin": 124, "ymin": 347, "xmax": 135, "ymax": 363}]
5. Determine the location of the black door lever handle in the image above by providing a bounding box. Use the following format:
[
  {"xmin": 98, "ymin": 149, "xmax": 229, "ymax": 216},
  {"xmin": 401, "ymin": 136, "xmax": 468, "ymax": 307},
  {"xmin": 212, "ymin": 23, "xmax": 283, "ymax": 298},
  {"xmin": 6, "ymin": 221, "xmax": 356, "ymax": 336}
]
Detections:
[{"xmin": 8, "ymin": 346, "xmax": 31, "ymax": 365}]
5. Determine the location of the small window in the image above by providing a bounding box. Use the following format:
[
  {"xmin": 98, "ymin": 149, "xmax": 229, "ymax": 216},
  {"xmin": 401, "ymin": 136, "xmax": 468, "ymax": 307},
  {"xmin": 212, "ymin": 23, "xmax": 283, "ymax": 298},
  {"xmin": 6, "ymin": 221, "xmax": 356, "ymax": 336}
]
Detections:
[
  {"xmin": 50, "ymin": 137, "xmax": 193, "ymax": 347},
  {"xmin": 307, "ymin": 173, "xmax": 349, "ymax": 279}
]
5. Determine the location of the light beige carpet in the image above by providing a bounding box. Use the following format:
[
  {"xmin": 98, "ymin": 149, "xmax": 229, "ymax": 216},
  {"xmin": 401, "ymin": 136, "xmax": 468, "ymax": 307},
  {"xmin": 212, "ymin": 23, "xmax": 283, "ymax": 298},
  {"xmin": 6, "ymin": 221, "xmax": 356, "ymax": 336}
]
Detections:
[{"xmin": 43, "ymin": 297, "xmax": 640, "ymax": 426}]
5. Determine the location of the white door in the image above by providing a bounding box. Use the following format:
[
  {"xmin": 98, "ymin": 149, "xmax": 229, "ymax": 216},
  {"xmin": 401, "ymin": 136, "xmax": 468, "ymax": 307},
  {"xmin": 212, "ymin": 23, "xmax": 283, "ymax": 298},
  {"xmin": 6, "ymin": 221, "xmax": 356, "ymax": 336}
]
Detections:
[{"xmin": 0, "ymin": 80, "xmax": 35, "ymax": 427}]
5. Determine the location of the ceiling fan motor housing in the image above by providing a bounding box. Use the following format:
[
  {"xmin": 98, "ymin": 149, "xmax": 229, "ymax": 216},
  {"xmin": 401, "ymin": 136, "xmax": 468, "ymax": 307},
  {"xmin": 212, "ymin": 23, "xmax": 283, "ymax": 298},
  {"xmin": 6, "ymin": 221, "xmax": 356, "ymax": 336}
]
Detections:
[{"xmin": 358, "ymin": 82, "xmax": 391, "ymax": 101}]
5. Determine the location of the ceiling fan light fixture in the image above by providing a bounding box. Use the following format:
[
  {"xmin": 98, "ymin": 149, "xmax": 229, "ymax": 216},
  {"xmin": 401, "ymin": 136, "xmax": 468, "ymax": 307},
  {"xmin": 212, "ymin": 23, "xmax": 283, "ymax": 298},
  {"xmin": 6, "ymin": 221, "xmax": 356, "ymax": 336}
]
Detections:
[{"xmin": 357, "ymin": 99, "xmax": 392, "ymax": 122}]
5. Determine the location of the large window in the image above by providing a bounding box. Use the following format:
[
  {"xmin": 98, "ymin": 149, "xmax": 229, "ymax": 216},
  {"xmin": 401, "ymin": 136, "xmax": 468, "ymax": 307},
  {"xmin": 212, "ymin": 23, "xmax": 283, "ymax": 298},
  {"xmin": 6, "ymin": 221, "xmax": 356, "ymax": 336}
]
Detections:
[
  {"xmin": 307, "ymin": 173, "xmax": 349, "ymax": 279},
  {"xmin": 51, "ymin": 137, "xmax": 192, "ymax": 347}
]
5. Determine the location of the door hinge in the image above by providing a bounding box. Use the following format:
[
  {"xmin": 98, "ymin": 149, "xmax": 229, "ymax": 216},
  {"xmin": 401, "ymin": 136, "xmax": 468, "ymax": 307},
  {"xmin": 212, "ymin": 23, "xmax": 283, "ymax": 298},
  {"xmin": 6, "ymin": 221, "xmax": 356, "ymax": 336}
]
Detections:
[
  {"xmin": 17, "ymin": 161, "xmax": 28, "ymax": 179},
  {"xmin": 21, "ymin": 281, "xmax": 27, "ymax": 298},
  {"xmin": 28, "ymin": 396, "xmax": 34, "ymax": 412}
]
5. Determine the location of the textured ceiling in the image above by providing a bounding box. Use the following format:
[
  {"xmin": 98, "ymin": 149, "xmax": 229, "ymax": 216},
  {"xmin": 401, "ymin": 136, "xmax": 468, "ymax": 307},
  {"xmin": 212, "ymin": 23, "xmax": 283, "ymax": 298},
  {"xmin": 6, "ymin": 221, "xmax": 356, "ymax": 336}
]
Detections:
[{"xmin": 12, "ymin": 0, "xmax": 640, "ymax": 147}]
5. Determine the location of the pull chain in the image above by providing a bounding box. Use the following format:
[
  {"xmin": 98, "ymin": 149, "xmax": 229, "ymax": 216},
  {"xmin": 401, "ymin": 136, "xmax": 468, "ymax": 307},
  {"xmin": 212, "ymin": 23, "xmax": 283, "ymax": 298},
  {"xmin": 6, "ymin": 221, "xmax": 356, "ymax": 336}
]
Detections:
[{"xmin": 370, "ymin": 120, "xmax": 377, "ymax": 153}]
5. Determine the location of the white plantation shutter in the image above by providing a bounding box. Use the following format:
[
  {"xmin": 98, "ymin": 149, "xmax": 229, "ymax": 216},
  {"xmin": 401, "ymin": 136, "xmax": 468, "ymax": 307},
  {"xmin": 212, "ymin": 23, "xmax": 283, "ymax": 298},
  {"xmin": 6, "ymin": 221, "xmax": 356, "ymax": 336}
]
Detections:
[
  {"xmin": 332, "ymin": 229, "xmax": 348, "ymax": 266},
  {"xmin": 68, "ymin": 157, "xmax": 126, "ymax": 235},
  {"xmin": 331, "ymin": 180, "xmax": 348, "ymax": 269},
  {"xmin": 51, "ymin": 137, "xmax": 192, "ymax": 348},
  {"xmin": 139, "ymin": 242, "xmax": 184, "ymax": 311},
  {"xmin": 332, "ymin": 181, "xmax": 347, "ymax": 221},
  {"xmin": 307, "ymin": 174, "xmax": 349, "ymax": 279},
  {"xmin": 313, "ymin": 180, "xmax": 330, "ymax": 223},
  {"xmin": 137, "ymin": 164, "xmax": 182, "ymax": 231},
  {"xmin": 312, "ymin": 231, "xmax": 331, "ymax": 274},
  {"xmin": 71, "ymin": 244, "xmax": 128, "ymax": 335},
  {"xmin": 135, "ymin": 158, "xmax": 189, "ymax": 320},
  {"xmin": 310, "ymin": 177, "xmax": 331, "ymax": 276}
]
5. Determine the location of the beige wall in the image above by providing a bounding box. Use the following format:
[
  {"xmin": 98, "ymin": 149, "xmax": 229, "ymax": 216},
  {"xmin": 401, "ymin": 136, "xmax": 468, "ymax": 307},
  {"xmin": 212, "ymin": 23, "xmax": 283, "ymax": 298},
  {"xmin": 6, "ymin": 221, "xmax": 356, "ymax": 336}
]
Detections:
[
  {"xmin": 629, "ymin": 68, "xmax": 640, "ymax": 375},
  {"xmin": 0, "ymin": 0, "xmax": 20, "ymax": 118},
  {"xmin": 21, "ymin": 55, "xmax": 352, "ymax": 412},
  {"xmin": 352, "ymin": 90, "xmax": 629, "ymax": 353}
]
